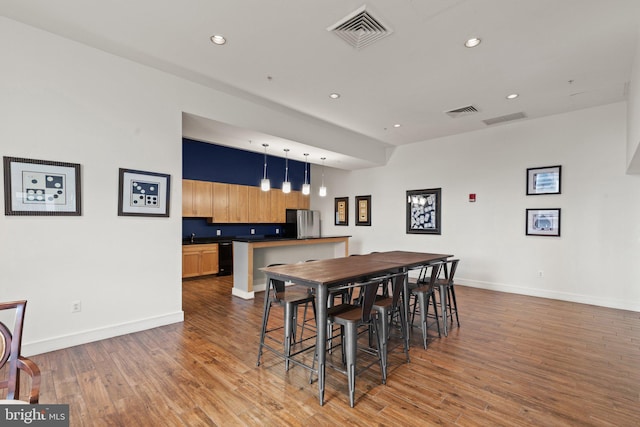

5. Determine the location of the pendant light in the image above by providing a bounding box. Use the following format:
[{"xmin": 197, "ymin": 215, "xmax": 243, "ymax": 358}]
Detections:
[
  {"xmin": 319, "ymin": 157, "xmax": 327, "ymax": 197},
  {"xmin": 282, "ymin": 148, "xmax": 291, "ymax": 194},
  {"xmin": 302, "ymin": 153, "xmax": 310, "ymax": 195},
  {"xmin": 260, "ymin": 143, "xmax": 270, "ymax": 191}
]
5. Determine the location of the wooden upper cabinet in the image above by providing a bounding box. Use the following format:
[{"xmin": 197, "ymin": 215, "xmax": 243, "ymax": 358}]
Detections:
[
  {"xmin": 212, "ymin": 182, "xmax": 229, "ymax": 222},
  {"xmin": 299, "ymin": 191, "xmax": 310, "ymax": 209},
  {"xmin": 270, "ymin": 190, "xmax": 286, "ymax": 223},
  {"xmin": 193, "ymin": 180, "xmax": 213, "ymax": 217},
  {"xmin": 182, "ymin": 179, "xmax": 212, "ymax": 217},
  {"xmin": 228, "ymin": 184, "xmax": 249, "ymax": 223},
  {"xmin": 248, "ymin": 186, "xmax": 270, "ymax": 223},
  {"xmin": 182, "ymin": 179, "xmax": 195, "ymax": 216},
  {"xmin": 285, "ymin": 191, "xmax": 310, "ymax": 210},
  {"xmin": 183, "ymin": 180, "xmax": 302, "ymax": 223}
]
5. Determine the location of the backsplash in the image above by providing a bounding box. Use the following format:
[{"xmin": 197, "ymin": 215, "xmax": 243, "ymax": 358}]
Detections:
[{"xmin": 182, "ymin": 218, "xmax": 283, "ymax": 240}]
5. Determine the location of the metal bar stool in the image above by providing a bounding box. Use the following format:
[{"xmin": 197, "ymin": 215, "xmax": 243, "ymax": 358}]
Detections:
[
  {"xmin": 311, "ymin": 276, "xmax": 387, "ymax": 407},
  {"xmin": 371, "ymin": 271, "xmax": 410, "ymax": 377},
  {"xmin": 409, "ymin": 262, "xmax": 442, "ymax": 349},
  {"xmin": 256, "ymin": 264, "xmax": 317, "ymax": 371},
  {"xmin": 434, "ymin": 259, "xmax": 460, "ymax": 336}
]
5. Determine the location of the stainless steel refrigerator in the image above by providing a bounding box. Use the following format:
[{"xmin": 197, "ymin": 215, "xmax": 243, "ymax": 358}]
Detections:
[{"xmin": 285, "ymin": 209, "xmax": 321, "ymax": 239}]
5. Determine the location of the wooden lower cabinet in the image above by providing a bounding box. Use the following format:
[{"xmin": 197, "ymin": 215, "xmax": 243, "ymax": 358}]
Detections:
[{"xmin": 182, "ymin": 244, "xmax": 219, "ymax": 278}]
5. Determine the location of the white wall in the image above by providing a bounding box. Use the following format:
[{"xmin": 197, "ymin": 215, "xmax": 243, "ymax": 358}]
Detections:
[
  {"xmin": 315, "ymin": 102, "xmax": 640, "ymax": 312},
  {"xmin": 2, "ymin": 17, "xmax": 638, "ymax": 357},
  {"xmin": 627, "ymin": 26, "xmax": 640, "ymax": 173},
  {"xmin": 0, "ymin": 18, "xmax": 391, "ymax": 355},
  {"xmin": 0, "ymin": 18, "xmax": 185, "ymax": 355}
]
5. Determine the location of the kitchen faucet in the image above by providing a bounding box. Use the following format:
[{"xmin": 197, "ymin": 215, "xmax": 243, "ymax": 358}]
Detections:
[{"xmin": 190, "ymin": 232, "xmax": 196, "ymax": 243}]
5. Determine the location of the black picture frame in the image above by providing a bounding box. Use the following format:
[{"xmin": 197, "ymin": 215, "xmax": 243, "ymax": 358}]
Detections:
[
  {"xmin": 526, "ymin": 208, "xmax": 561, "ymax": 237},
  {"xmin": 355, "ymin": 195, "xmax": 371, "ymax": 226},
  {"xmin": 118, "ymin": 168, "xmax": 171, "ymax": 217},
  {"xmin": 334, "ymin": 197, "xmax": 348, "ymax": 226},
  {"xmin": 3, "ymin": 156, "xmax": 82, "ymax": 216},
  {"xmin": 406, "ymin": 188, "xmax": 441, "ymax": 234},
  {"xmin": 527, "ymin": 165, "xmax": 561, "ymax": 195}
]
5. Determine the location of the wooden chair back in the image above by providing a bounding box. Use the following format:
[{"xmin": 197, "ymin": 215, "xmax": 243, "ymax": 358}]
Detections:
[{"xmin": 0, "ymin": 300, "xmax": 40, "ymax": 404}]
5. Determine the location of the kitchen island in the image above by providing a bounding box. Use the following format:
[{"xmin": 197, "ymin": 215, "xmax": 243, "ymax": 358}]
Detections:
[{"xmin": 231, "ymin": 236, "xmax": 350, "ymax": 299}]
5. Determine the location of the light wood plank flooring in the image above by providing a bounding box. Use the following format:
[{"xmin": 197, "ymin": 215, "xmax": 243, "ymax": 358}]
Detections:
[{"xmin": 18, "ymin": 276, "xmax": 640, "ymax": 426}]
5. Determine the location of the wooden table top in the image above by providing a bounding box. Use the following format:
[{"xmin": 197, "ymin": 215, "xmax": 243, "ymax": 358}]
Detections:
[{"xmin": 261, "ymin": 251, "xmax": 452, "ymax": 287}]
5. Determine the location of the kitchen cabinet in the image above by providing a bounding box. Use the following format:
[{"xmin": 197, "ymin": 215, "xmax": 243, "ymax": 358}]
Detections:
[
  {"xmin": 212, "ymin": 182, "xmax": 229, "ymax": 222},
  {"xmin": 182, "ymin": 244, "xmax": 219, "ymax": 278},
  {"xmin": 182, "ymin": 179, "xmax": 213, "ymax": 217},
  {"xmin": 248, "ymin": 185, "xmax": 270, "ymax": 223},
  {"xmin": 183, "ymin": 179, "xmax": 308, "ymax": 222},
  {"xmin": 270, "ymin": 190, "xmax": 286, "ymax": 223},
  {"xmin": 286, "ymin": 191, "xmax": 309, "ymax": 210},
  {"xmin": 228, "ymin": 184, "xmax": 249, "ymax": 222}
]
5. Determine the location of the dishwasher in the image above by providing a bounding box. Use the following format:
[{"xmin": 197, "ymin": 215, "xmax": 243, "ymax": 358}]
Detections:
[{"xmin": 217, "ymin": 241, "xmax": 233, "ymax": 276}]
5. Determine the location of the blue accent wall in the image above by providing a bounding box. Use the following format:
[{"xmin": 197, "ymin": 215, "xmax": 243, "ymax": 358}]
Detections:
[{"xmin": 182, "ymin": 139, "xmax": 309, "ymax": 239}]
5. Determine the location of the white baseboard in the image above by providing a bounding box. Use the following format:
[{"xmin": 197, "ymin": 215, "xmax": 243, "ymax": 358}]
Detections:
[
  {"xmin": 23, "ymin": 311, "xmax": 184, "ymax": 356},
  {"xmin": 231, "ymin": 287, "xmax": 255, "ymax": 300},
  {"xmin": 459, "ymin": 278, "xmax": 640, "ymax": 312}
]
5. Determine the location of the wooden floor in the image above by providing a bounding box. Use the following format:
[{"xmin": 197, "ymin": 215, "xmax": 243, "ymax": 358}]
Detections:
[{"xmin": 20, "ymin": 276, "xmax": 640, "ymax": 426}]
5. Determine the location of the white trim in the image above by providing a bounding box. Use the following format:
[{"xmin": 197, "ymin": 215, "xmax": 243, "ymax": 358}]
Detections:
[
  {"xmin": 231, "ymin": 287, "xmax": 255, "ymax": 300},
  {"xmin": 459, "ymin": 279, "xmax": 640, "ymax": 312},
  {"xmin": 22, "ymin": 311, "xmax": 184, "ymax": 356}
]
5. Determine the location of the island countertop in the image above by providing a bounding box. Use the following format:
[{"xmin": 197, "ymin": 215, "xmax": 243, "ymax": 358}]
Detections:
[{"xmin": 231, "ymin": 236, "xmax": 350, "ymax": 299}]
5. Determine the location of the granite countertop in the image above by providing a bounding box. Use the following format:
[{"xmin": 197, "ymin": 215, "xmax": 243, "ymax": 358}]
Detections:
[
  {"xmin": 231, "ymin": 235, "xmax": 350, "ymax": 243},
  {"xmin": 183, "ymin": 235, "xmax": 350, "ymax": 245},
  {"xmin": 182, "ymin": 237, "xmax": 234, "ymax": 245}
]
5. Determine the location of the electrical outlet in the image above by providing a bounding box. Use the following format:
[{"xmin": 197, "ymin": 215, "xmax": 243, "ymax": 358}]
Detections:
[
  {"xmin": 251, "ymin": 229, "xmax": 255, "ymax": 235},
  {"xmin": 216, "ymin": 229, "xmax": 221, "ymax": 236},
  {"xmin": 71, "ymin": 300, "xmax": 82, "ymax": 313},
  {"xmin": 538, "ymin": 270, "xmax": 544, "ymax": 278},
  {"xmin": 275, "ymin": 228, "xmax": 279, "ymax": 234}
]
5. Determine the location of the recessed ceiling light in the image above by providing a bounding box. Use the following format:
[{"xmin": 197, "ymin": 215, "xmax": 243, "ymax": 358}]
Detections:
[
  {"xmin": 210, "ymin": 35, "xmax": 226, "ymax": 45},
  {"xmin": 506, "ymin": 93, "xmax": 519, "ymax": 99},
  {"xmin": 329, "ymin": 93, "xmax": 340, "ymax": 99},
  {"xmin": 464, "ymin": 37, "xmax": 481, "ymax": 48},
  {"xmin": 393, "ymin": 124, "xmax": 401, "ymax": 128}
]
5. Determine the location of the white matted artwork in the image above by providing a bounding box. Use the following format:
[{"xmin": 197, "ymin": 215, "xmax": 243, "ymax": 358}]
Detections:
[
  {"xmin": 118, "ymin": 168, "xmax": 170, "ymax": 217},
  {"xmin": 526, "ymin": 208, "xmax": 561, "ymax": 237},
  {"xmin": 527, "ymin": 165, "xmax": 561, "ymax": 195},
  {"xmin": 3, "ymin": 156, "xmax": 81, "ymax": 216}
]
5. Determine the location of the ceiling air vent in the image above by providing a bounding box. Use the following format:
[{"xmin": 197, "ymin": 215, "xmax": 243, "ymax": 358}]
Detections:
[
  {"xmin": 445, "ymin": 105, "xmax": 479, "ymax": 118},
  {"xmin": 483, "ymin": 112, "xmax": 527, "ymax": 126},
  {"xmin": 327, "ymin": 5, "xmax": 393, "ymax": 49}
]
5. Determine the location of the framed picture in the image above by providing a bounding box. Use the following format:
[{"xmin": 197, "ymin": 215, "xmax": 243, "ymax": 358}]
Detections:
[
  {"xmin": 527, "ymin": 165, "xmax": 561, "ymax": 195},
  {"xmin": 355, "ymin": 195, "xmax": 371, "ymax": 226},
  {"xmin": 526, "ymin": 208, "xmax": 561, "ymax": 237},
  {"xmin": 3, "ymin": 156, "xmax": 81, "ymax": 216},
  {"xmin": 334, "ymin": 197, "xmax": 348, "ymax": 226},
  {"xmin": 406, "ymin": 188, "xmax": 441, "ymax": 234},
  {"xmin": 118, "ymin": 168, "xmax": 170, "ymax": 217}
]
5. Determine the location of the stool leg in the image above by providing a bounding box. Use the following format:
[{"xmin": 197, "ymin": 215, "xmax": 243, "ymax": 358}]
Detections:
[
  {"xmin": 377, "ymin": 307, "xmax": 389, "ymax": 381},
  {"xmin": 430, "ymin": 291, "xmax": 441, "ymax": 337},
  {"xmin": 370, "ymin": 316, "xmax": 386, "ymax": 386},
  {"xmin": 256, "ymin": 290, "xmax": 272, "ymax": 366},
  {"xmin": 284, "ymin": 303, "xmax": 294, "ymax": 371},
  {"xmin": 396, "ymin": 302, "xmax": 410, "ymax": 362},
  {"xmin": 449, "ymin": 285, "xmax": 460, "ymax": 327},
  {"xmin": 416, "ymin": 292, "xmax": 429, "ymax": 349},
  {"xmin": 344, "ymin": 322, "xmax": 358, "ymax": 408}
]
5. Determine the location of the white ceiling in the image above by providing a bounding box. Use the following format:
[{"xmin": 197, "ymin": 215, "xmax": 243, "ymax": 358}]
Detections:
[{"xmin": 3, "ymin": 0, "xmax": 639, "ymax": 169}]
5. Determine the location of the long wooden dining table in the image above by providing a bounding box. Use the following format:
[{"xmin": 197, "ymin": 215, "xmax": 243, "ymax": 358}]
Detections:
[{"xmin": 260, "ymin": 250, "xmax": 452, "ymax": 405}]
